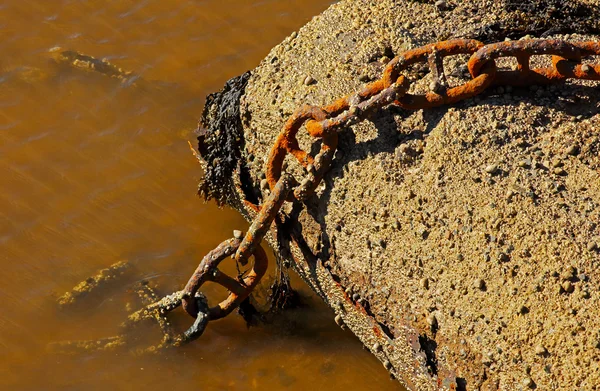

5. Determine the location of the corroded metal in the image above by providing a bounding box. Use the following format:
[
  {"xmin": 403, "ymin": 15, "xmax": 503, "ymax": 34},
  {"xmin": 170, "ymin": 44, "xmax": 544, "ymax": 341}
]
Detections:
[
  {"xmin": 181, "ymin": 236, "xmax": 269, "ymax": 319},
  {"xmin": 393, "ymin": 39, "xmax": 495, "ymax": 109},
  {"xmin": 265, "ymin": 38, "xmax": 599, "ymax": 207},
  {"xmin": 234, "ymin": 174, "xmax": 293, "ymax": 264},
  {"xmin": 56, "ymin": 38, "xmax": 600, "ymax": 354},
  {"xmin": 468, "ymin": 39, "xmax": 600, "ymax": 85},
  {"xmin": 184, "ymin": 37, "xmax": 600, "ymax": 345}
]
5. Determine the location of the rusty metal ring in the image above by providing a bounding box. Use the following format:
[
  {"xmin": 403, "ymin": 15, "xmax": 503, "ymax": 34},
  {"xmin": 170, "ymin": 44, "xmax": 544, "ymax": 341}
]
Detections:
[
  {"xmin": 266, "ymin": 105, "xmax": 337, "ymax": 192},
  {"xmin": 467, "ymin": 39, "xmax": 600, "ymax": 86},
  {"xmin": 468, "ymin": 39, "xmax": 582, "ymax": 78},
  {"xmin": 181, "ymin": 237, "xmax": 268, "ymax": 320},
  {"xmin": 181, "ymin": 293, "xmax": 210, "ymax": 343},
  {"xmin": 389, "ymin": 39, "xmax": 496, "ymax": 109}
]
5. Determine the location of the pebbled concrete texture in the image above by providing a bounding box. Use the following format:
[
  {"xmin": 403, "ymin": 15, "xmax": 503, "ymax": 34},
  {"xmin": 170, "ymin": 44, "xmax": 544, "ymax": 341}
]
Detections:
[{"xmin": 201, "ymin": 1, "xmax": 600, "ymax": 389}]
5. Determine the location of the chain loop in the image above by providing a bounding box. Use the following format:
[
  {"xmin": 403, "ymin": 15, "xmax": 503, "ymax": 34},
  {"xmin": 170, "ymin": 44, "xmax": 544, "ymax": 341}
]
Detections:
[{"xmin": 181, "ymin": 237, "xmax": 268, "ymax": 319}]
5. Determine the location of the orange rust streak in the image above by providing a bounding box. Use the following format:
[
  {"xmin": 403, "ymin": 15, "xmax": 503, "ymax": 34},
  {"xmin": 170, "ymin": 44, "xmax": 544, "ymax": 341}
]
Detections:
[
  {"xmin": 187, "ymin": 140, "xmax": 202, "ymax": 164},
  {"xmin": 516, "ymin": 53, "xmax": 530, "ymax": 72},
  {"xmin": 397, "ymin": 63, "xmax": 496, "ymax": 110},
  {"xmin": 209, "ymin": 245, "xmax": 268, "ymax": 320},
  {"xmin": 243, "ymin": 200, "xmax": 261, "ymax": 214},
  {"xmin": 265, "ymin": 106, "xmax": 328, "ymax": 190},
  {"xmin": 358, "ymin": 80, "xmax": 385, "ymax": 99},
  {"xmin": 306, "ymin": 119, "xmax": 326, "ymax": 138},
  {"xmin": 324, "ymin": 96, "xmax": 350, "ymax": 115},
  {"xmin": 468, "ymin": 39, "xmax": 583, "ymax": 78},
  {"xmin": 573, "ymin": 41, "xmax": 600, "ymax": 55},
  {"xmin": 372, "ymin": 326, "xmax": 383, "ymax": 338},
  {"xmin": 266, "ymin": 134, "xmax": 288, "ymax": 189},
  {"xmin": 556, "ymin": 61, "xmax": 600, "ymax": 80},
  {"xmin": 401, "ymin": 39, "xmax": 485, "ymax": 68}
]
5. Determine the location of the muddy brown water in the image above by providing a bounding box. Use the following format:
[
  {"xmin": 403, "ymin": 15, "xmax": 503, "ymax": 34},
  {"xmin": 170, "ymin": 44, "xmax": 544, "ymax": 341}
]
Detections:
[{"xmin": 0, "ymin": 1, "xmax": 403, "ymax": 390}]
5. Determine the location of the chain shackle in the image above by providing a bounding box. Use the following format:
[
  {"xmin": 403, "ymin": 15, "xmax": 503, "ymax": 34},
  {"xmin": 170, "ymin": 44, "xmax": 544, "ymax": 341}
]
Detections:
[
  {"xmin": 182, "ymin": 173, "xmax": 293, "ymax": 320},
  {"xmin": 181, "ymin": 237, "xmax": 268, "ymax": 319}
]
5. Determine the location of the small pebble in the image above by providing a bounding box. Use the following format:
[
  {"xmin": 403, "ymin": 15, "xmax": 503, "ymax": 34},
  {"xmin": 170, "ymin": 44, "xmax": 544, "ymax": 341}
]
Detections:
[
  {"xmin": 566, "ymin": 144, "xmax": 580, "ymax": 156},
  {"xmin": 379, "ymin": 56, "xmax": 390, "ymax": 64},
  {"xmin": 561, "ymin": 266, "xmax": 576, "ymax": 280},
  {"xmin": 562, "ymin": 281, "xmax": 574, "ymax": 293},
  {"xmin": 581, "ymin": 64, "xmax": 591, "ymax": 73},
  {"xmin": 334, "ymin": 314, "xmax": 345, "ymax": 328},
  {"xmin": 383, "ymin": 360, "xmax": 393, "ymax": 370},
  {"xmin": 233, "ymin": 230, "xmax": 244, "ymax": 239},
  {"xmin": 553, "ymin": 168, "xmax": 566, "ymax": 176},
  {"xmin": 535, "ymin": 345, "xmax": 548, "ymax": 356},
  {"xmin": 403, "ymin": 21, "xmax": 413, "ymax": 29},
  {"xmin": 485, "ymin": 164, "xmax": 499, "ymax": 175},
  {"xmin": 474, "ymin": 278, "xmax": 486, "ymax": 290},
  {"xmin": 373, "ymin": 342, "xmax": 383, "ymax": 353},
  {"xmin": 304, "ymin": 75, "xmax": 316, "ymax": 86},
  {"xmin": 260, "ymin": 178, "xmax": 269, "ymax": 190},
  {"xmin": 518, "ymin": 159, "xmax": 531, "ymax": 168},
  {"xmin": 587, "ymin": 241, "xmax": 598, "ymax": 252},
  {"xmin": 435, "ymin": 0, "xmax": 447, "ymax": 9},
  {"xmin": 420, "ymin": 278, "xmax": 430, "ymax": 290},
  {"xmin": 551, "ymin": 158, "xmax": 563, "ymax": 168},
  {"xmin": 426, "ymin": 313, "xmax": 438, "ymax": 330},
  {"xmin": 522, "ymin": 377, "xmax": 533, "ymax": 388},
  {"xmin": 352, "ymin": 293, "xmax": 360, "ymax": 301}
]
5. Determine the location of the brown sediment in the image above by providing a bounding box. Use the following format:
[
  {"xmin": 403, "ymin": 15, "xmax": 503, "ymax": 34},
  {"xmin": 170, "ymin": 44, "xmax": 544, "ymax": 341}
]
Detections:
[
  {"xmin": 54, "ymin": 283, "xmax": 208, "ymax": 354},
  {"xmin": 48, "ymin": 335, "xmax": 127, "ymax": 355},
  {"xmin": 57, "ymin": 261, "xmax": 131, "ymax": 308},
  {"xmin": 199, "ymin": 0, "xmax": 600, "ymax": 390},
  {"xmin": 50, "ymin": 49, "xmax": 136, "ymax": 82}
]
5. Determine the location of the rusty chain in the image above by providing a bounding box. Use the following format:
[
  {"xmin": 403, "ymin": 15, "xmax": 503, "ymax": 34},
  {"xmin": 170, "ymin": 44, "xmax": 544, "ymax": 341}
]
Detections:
[
  {"xmin": 53, "ymin": 38, "xmax": 600, "ymax": 352},
  {"xmin": 177, "ymin": 37, "xmax": 600, "ymax": 340},
  {"xmin": 56, "ymin": 38, "xmax": 597, "ymax": 352}
]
